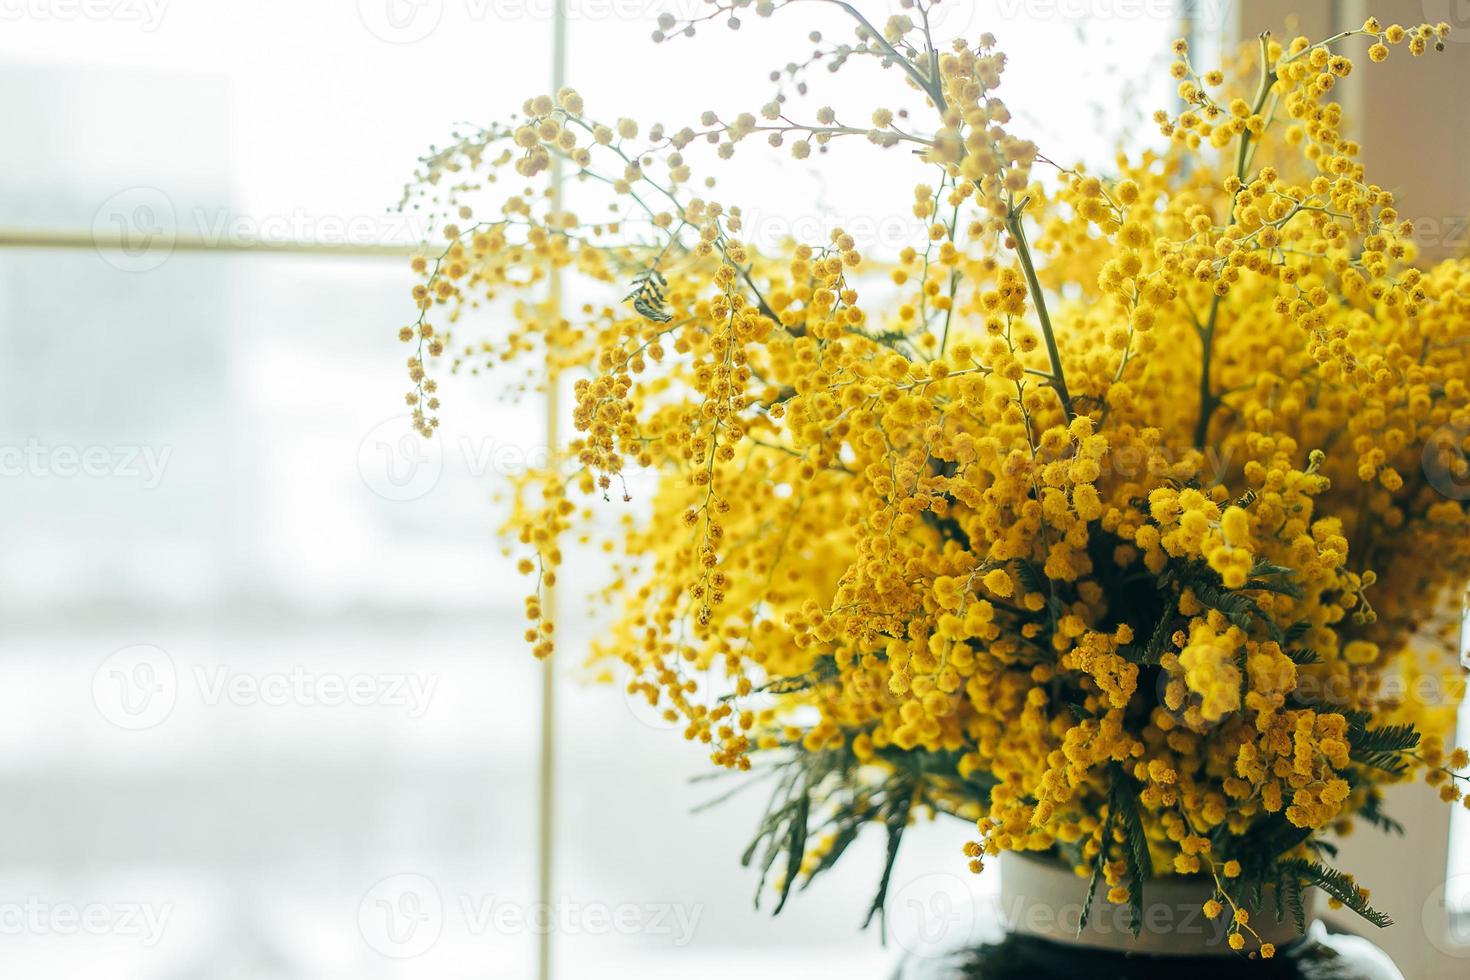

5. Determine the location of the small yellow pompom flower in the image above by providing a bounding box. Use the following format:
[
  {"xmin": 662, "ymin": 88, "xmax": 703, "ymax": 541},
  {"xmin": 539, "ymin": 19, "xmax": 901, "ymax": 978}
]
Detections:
[
  {"xmin": 1220, "ymin": 505, "xmax": 1250, "ymax": 546},
  {"xmin": 982, "ymin": 568, "xmax": 1014, "ymax": 597}
]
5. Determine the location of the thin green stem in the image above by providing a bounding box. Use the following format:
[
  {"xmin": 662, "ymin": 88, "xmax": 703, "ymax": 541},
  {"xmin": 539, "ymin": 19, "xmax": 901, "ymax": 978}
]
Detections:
[
  {"xmin": 1004, "ymin": 197, "xmax": 1073, "ymax": 421},
  {"xmin": 1196, "ymin": 34, "xmax": 1276, "ymax": 448},
  {"xmin": 1194, "ymin": 292, "xmax": 1222, "ymax": 448},
  {"xmin": 824, "ymin": 0, "xmax": 948, "ymax": 113}
]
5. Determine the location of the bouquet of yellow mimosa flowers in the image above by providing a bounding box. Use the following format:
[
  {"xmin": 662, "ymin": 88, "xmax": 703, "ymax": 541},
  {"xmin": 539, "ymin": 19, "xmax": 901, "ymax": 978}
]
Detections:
[{"xmin": 394, "ymin": 1, "xmax": 1470, "ymax": 955}]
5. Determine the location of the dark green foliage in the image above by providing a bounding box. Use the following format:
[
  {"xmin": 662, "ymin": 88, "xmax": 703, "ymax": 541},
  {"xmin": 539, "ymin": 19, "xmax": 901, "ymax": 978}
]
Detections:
[
  {"xmin": 1282, "ymin": 619, "xmax": 1312, "ymax": 644},
  {"xmin": 1245, "ymin": 559, "xmax": 1305, "ymax": 599},
  {"xmin": 774, "ymin": 788, "xmax": 810, "ymax": 915},
  {"xmin": 1356, "ymin": 792, "xmax": 1405, "ymax": 836},
  {"xmin": 1190, "ymin": 577, "xmax": 1284, "ymax": 644},
  {"xmin": 734, "ymin": 747, "xmax": 984, "ymax": 933},
  {"xmin": 1276, "ymin": 872, "xmax": 1307, "ymax": 931},
  {"xmin": 1106, "ymin": 766, "xmax": 1153, "ymax": 937},
  {"xmin": 1077, "ymin": 806, "xmax": 1113, "ymax": 935},
  {"xmin": 1278, "ymin": 860, "xmax": 1393, "ymax": 928},
  {"xmin": 1346, "ymin": 718, "xmax": 1420, "ymax": 776},
  {"xmin": 723, "ymin": 655, "xmax": 838, "ymax": 701},
  {"xmin": 863, "ymin": 785, "xmax": 915, "ymax": 931},
  {"xmin": 625, "ymin": 268, "xmax": 672, "ymax": 322}
]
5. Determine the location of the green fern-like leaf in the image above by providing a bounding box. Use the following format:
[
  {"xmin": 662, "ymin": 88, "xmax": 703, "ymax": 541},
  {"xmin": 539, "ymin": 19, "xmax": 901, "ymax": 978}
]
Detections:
[
  {"xmin": 1123, "ymin": 601, "xmax": 1175, "ymax": 666},
  {"xmin": 1280, "ymin": 859, "xmax": 1393, "ymax": 928},
  {"xmin": 1108, "ymin": 767, "xmax": 1152, "ymax": 937},
  {"xmin": 724, "ymin": 656, "xmax": 838, "ymax": 701},
  {"xmin": 1013, "ymin": 560, "xmax": 1045, "ymax": 597},
  {"xmin": 1347, "ymin": 721, "xmax": 1421, "ymax": 775},
  {"xmin": 1077, "ymin": 808, "xmax": 1113, "ymax": 935},
  {"xmin": 1276, "ymin": 871, "xmax": 1306, "ymax": 932},
  {"xmin": 772, "ymin": 788, "xmax": 809, "ymax": 915},
  {"xmin": 1283, "ymin": 619, "xmax": 1312, "ymax": 644},
  {"xmin": 1191, "ymin": 579, "xmax": 1285, "ymax": 643},
  {"xmin": 1349, "ymin": 721, "xmax": 1421, "ymax": 755},
  {"xmin": 862, "ymin": 786, "xmax": 913, "ymax": 930},
  {"xmin": 625, "ymin": 269, "xmax": 673, "ymax": 323}
]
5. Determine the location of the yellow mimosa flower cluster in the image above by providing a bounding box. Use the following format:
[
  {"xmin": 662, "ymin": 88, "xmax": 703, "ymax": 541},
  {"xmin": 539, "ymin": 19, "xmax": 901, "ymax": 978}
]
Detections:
[{"xmin": 394, "ymin": 2, "xmax": 1470, "ymax": 947}]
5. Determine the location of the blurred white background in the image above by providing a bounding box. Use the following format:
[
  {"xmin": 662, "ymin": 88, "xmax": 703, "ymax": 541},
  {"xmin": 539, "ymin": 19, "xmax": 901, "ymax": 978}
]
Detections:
[{"xmin": 0, "ymin": 1, "xmax": 1464, "ymax": 978}]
